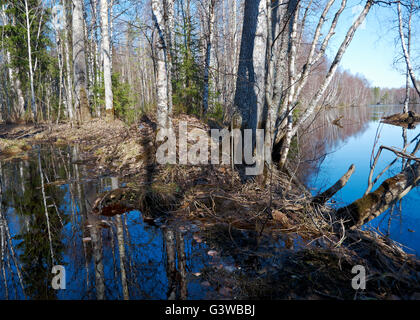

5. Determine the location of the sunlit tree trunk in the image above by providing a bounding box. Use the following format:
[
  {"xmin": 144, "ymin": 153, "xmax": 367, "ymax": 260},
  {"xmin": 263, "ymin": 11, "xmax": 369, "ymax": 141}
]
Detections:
[
  {"xmin": 152, "ymin": 0, "xmax": 173, "ymax": 129},
  {"xmin": 399, "ymin": 0, "xmax": 415, "ymax": 112},
  {"xmin": 100, "ymin": 0, "xmax": 114, "ymax": 120},
  {"xmin": 63, "ymin": 0, "xmax": 74, "ymax": 121},
  {"xmin": 278, "ymin": 0, "xmax": 300, "ymax": 168},
  {"xmin": 202, "ymin": 0, "xmax": 216, "ymax": 115},
  {"xmin": 24, "ymin": 0, "xmax": 37, "ymax": 121},
  {"xmin": 277, "ymin": 0, "xmax": 373, "ymax": 166},
  {"xmin": 398, "ymin": 1, "xmax": 420, "ymax": 100}
]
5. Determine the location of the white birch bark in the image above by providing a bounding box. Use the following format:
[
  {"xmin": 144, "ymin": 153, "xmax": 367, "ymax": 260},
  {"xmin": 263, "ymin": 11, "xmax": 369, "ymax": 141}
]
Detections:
[
  {"xmin": 63, "ymin": 0, "xmax": 74, "ymax": 120},
  {"xmin": 398, "ymin": 1, "xmax": 420, "ymax": 100},
  {"xmin": 152, "ymin": 0, "xmax": 171, "ymax": 129},
  {"xmin": 290, "ymin": 0, "xmax": 373, "ymax": 138},
  {"xmin": 100, "ymin": 0, "xmax": 114, "ymax": 119},
  {"xmin": 279, "ymin": 0, "xmax": 300, "ymax": 168},
  {"xmin": 203, "ymin": 0, "xmax": 216, "ymax": 114},
  {"xmin": 24, "ymin": 0, "xmax": 37, "ymax": 121}
]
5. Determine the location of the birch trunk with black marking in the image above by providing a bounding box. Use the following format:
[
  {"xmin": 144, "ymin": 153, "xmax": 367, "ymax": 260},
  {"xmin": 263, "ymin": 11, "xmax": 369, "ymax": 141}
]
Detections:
[
  {"xmin": 398, "ymin": 1, "xmax": 420, "ymax": 100},
  {"xmin": 100, "ymin": 0, "xmax": 114, "ymax": 120},
  {"xmin": 63, "ymin": 0, "xmax": 74, "ymax": 121},
  {"xmin": 202, "ymin": 0, "xmax": 216, "ymax": 115},
  {"xmin": 152, "ymin": 0, "xmax": 173, "ymax": 129}
]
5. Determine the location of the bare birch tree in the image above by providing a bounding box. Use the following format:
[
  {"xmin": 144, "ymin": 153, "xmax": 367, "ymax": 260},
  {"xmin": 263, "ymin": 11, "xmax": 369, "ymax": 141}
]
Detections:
[
  {"xmin": 100, "ymin": 0, "xmax": 114, "ymax": 120},
  {"xmin": 152, "ymin": 0, "xmax": 174, "ymax": 129},
  {"xmin": 202, "ymin": 0, "xmax": 217, "ymax": 115},
  {"xmin": 276, "ymin": 0, "xmax": 373, "ymax": 168},
  {"xmin": 397, "ymin": 0, "xmax": 420, "ymax": 102}
]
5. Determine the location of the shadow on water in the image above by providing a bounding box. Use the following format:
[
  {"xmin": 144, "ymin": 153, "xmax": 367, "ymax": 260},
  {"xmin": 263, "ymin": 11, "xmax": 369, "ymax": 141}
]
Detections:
[{"xmin": 0, "ymin": 144, "xmax": 303, "ymax": 300}]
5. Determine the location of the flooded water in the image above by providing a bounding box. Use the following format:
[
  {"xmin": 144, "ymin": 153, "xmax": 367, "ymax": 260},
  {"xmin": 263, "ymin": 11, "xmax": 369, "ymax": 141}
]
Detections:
[
  {"xmin": 0, "ymin": 145, "xmax": 301, "ymax": 299},
  {"xmin": 305, "ymin": 104, "xmax": 420, "ymax": 256}
]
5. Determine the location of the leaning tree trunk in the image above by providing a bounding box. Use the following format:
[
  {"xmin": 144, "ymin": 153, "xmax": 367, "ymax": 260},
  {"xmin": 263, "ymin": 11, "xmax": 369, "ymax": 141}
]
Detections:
[
  {"xmin": 100, "ymin": 0, "xmax": 114, "ymax": 120},
  {"xmin": 398, "ymin": 1, "xmax": 420, "ymax": 100},
  {"xmin": 73, "ymin": 0, "xmax": 91, "ymax": 123},
  {"xmin": 277, "ymin": 0, "xmax": 372, "ymax": 166}
]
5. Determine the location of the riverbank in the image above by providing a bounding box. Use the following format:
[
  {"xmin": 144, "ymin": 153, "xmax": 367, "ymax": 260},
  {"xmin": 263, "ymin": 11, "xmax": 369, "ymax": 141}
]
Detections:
[{"xmin": 1, "ymin": 116, "xmax": 419, "ymax": 299}]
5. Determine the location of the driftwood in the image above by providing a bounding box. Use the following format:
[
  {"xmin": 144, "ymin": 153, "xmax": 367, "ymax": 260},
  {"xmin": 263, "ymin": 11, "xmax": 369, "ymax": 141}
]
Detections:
[
  {"xmin": 381, "ymin": 111, "xmax": 420, "ymax": 128},
  {"xmin": 312, "ymin": 164, "xmax": 355, "ymax": 205},
  {"xmin": 337, "ymin": 162, "xmax": 420, "ymax": 229}
]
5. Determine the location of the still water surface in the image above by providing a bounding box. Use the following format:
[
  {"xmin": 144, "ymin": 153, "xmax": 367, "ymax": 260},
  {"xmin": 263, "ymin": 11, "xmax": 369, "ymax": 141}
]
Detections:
[
  {"xmin": 306, "ymin": 105, "xmax": 420, "ymax": 256},
  {"xmin": 0, "ymin": 146, "xmax": 297, "ymax": 299}
]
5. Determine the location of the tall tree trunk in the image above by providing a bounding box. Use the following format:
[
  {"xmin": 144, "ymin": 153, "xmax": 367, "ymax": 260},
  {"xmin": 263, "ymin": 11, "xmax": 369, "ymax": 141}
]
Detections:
[
  {"xmin": 24, "ymin": 0, "xmax": 37, "ymax": 121},
  {"xmin": 152, "ymin": 0, "xmax": 173, "ymax": 129},
  {"xmin": 202, "ymin": 0, "xmax": 216, "ymax": 115},
  {"xmin": 63, "ymin": 0, "xmax": 74, "ymax": 121},
  {"xmin": 234, "ymin": 0, "xmax": 268, "ymax": 133},
  {"xmin": 278, "ymin": 0, "xmax": 300, "ymax": 168},
  {"xmin": 73, "ymin": 0, "xmax": 91, "ymax": 123},
  {"xmin": 100, "ymin": 0, "xmax": 114, "ymax": 120},
  {"xmin": 398, "ymin": 0, "xmax": 417, "ymax": 109}
]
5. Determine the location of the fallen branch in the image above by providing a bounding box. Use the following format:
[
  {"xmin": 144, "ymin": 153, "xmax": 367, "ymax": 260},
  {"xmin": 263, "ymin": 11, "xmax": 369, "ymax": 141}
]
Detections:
[
  {"xmin": 365, "ymin": 144, "xmax": 420, "ymax": 195},
  {"xmin": 337, "ymin": 162, "xmax": 420, "ymax": 229},
  {"xmin": 312, "ymin": 164, "xmax": 355, "ymax": 205}
]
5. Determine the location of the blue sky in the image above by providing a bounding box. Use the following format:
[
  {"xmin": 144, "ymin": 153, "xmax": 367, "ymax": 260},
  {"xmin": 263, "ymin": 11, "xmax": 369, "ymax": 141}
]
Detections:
[{"xmin": 324, "ymin": 2, "xmax": 417, "ymax": 89}]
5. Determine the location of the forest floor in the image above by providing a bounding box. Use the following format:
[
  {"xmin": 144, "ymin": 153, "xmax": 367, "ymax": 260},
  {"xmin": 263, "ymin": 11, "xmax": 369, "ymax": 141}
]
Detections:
[{"xmin": 1, "ymin": 115, "xmax": 420, "ymax": 299}]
